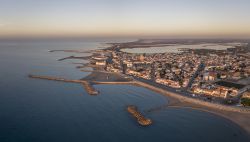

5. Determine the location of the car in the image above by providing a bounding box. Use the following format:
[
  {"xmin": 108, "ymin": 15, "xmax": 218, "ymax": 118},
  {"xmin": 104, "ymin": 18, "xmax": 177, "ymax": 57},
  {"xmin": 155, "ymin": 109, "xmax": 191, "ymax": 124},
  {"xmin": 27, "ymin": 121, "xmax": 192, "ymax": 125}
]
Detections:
[{"xmin": 176, "ymin": 89, "xmax": 183, "ymax": 92}]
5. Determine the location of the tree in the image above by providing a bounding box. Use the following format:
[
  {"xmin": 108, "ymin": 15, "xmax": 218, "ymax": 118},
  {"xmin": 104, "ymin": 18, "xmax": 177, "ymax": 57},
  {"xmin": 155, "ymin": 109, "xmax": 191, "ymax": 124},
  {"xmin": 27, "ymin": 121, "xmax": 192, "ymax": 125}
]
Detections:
[
  {"xmin": 217, "ymin": 73, "xmax": 221, "ymax": 79},
  {"xmin": 199, "ymin": 82, "xmax": 203, "ymax": 87},
  {"xmin": 159, "ymin": 69, "xmax": 166, "ymax": 78},
  {"xmin": 241, "ymin": 98, "xmax": 250, "ymax": 107},
  {"xmin": 179, "ymin": 79, "xmax": 184, "ymax": 87}
]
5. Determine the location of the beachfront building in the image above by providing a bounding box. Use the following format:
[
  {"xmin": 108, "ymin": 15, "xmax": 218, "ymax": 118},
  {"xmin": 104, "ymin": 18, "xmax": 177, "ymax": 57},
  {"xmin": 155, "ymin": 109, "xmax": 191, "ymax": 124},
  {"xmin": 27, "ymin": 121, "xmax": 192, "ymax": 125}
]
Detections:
[
  {"xmin": 203, "ymin": 72, "xmax": 217, "ymax": 81},
  {"xmin": 193, "ymin": 86, "xmax": 228, "ymax": 98},
  {"xmin": 242, "ymin": 91, "xmax": 250, "ymax": 99},
  {"xmin": 96, "ymin": 60, "xmax": 106, "ymax": 66},
  {"xmin": 192, "ymin": 80, "xmax": 246, "ymax": 98},
  {"xmin": 156, "ymin": 78, "xmax": 181, "ymax": 88}
]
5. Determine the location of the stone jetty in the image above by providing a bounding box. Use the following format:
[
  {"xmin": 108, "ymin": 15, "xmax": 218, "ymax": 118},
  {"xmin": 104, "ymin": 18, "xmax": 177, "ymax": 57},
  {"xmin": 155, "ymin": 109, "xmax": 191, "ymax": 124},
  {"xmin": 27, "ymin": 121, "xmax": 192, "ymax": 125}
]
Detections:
[
  {"xmin": 127, "ymin": 105, "xmax": 152, "ymax": 126},
  {"xmin": 28, "ymin": 74, "xmax": 99, "ymax": 95}
]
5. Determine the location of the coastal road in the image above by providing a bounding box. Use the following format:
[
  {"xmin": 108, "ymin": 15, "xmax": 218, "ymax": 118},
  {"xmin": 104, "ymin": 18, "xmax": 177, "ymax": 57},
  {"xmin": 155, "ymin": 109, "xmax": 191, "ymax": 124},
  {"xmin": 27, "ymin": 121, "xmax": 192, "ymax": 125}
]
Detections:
[
  {"xmin": 133, "ymin": 76, "xmax": 224, "ymax": 104},
  {"xmin": 133, "ymin": 76, "xmax": 190, "ymax": 96}
]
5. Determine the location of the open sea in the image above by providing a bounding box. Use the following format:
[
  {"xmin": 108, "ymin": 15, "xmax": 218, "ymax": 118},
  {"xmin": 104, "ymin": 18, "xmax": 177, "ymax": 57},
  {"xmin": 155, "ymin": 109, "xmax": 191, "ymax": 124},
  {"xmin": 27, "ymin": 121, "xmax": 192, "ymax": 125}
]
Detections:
[{"xmin": 0, "ymin": 39, "xmax": 249, "ymax": 142}]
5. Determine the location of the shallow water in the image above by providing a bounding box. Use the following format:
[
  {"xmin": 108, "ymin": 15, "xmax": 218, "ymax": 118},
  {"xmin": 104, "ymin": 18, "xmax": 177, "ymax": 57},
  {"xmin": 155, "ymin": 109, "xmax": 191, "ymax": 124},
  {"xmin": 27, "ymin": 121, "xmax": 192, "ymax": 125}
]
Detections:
[
  {"xmin": 121, "ymin": 43, "xmax": 240, "ymax": 54},
  {"xmin": 0, "ymin": 40, "xmax": 249, "ymax": 142}
]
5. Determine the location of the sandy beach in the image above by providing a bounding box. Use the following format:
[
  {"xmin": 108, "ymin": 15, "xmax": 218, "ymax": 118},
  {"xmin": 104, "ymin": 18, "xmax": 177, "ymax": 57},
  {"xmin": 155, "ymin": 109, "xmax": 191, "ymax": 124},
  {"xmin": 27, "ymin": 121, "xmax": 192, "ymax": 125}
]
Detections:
[
  {"xmin": 82, "ymin": 71, "xmax": 250, "ymax": 135},
  {"xmin": 29, "ymin": 66, "xmax": 250, "ymax": 136},
  {"xmin": 130, "ymin": 80, "xmax": 250, "ymax": 135}
]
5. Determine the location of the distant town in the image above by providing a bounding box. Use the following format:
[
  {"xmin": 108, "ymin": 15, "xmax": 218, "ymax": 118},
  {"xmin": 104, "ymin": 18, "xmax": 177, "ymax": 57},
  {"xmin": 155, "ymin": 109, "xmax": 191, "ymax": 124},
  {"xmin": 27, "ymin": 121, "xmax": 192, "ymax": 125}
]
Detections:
[{"xmin": 90, "ymin": 39, "xmax": 250, "ymax": 107}]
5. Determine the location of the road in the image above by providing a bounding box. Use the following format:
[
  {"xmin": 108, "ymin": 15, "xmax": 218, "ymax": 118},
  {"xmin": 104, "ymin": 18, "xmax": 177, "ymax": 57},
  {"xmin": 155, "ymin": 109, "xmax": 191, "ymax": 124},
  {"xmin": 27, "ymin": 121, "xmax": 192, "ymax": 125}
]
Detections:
[{"xmin": 185, "ymin": 62, "xmax": 205, "ymax": 90}]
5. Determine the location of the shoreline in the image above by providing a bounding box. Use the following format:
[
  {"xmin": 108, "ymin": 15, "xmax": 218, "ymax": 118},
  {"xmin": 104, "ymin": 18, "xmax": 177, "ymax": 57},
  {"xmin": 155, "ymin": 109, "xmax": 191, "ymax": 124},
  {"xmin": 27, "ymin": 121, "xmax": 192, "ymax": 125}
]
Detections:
[
  {"xmin": 97, "ymin": 40, "xmax": 250, "ymax": 135},
  {"xmin": 28, "ymin": 71, "xmax": 250, "ymax": 136},
  {"xmin": 44, "ymin": 41, "xmax": 250, "ymax": 136},
  {"xmin": 132, "ymin": 79, "xmax": 250, "ymax": 135},
  {"xmin": 83, "ymin": 70, "xmax": 250, "ymax": 135}
]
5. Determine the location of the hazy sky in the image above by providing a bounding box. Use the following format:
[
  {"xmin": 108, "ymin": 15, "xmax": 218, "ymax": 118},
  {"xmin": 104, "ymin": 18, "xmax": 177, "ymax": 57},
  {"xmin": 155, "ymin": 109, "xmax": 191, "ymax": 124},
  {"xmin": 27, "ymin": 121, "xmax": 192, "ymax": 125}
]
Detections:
[{"xmin": 1, "ymin": 0, "xmax": 250, "ymax": 39}]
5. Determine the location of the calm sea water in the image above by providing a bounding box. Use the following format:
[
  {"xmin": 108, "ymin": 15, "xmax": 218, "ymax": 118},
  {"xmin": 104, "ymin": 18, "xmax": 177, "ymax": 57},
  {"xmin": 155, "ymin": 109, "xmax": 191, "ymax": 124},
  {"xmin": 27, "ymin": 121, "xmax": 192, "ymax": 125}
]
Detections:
[{"xmin": 0, "ymin": 40, "xmax": 249, "ymax": 142}]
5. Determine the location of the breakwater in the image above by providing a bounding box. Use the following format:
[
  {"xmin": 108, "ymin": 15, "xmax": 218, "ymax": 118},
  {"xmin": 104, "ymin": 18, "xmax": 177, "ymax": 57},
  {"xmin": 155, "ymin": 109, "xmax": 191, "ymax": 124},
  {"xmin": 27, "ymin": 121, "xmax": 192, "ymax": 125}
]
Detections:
[
  {"xmin": 28, "ymin": 75, "xmax": 99, "ymax": 95},
  {"xmin": 127, "ymin": 105, "xmax": 152, "ymax": 126},
  {"xmin": 82, "ymin": 81, "xmax": 99, "ymax": 95}
]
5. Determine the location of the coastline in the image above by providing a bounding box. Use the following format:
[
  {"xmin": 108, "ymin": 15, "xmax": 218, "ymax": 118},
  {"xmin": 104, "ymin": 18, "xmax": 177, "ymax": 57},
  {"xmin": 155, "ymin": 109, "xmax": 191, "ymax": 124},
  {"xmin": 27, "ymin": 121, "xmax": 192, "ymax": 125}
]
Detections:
[
  {"xmin": 37, "ymin": 40, "xmax": 250, "ymax": 136},
  {"xmin": 83, "ymin": 69, "xmax": 250, "ymax": 135},
  {"xmin": 132, "ymin": 79, "xmax": 250, "ymax": 135},
  {"xmin": 29, "ymin": 67, "xmax": 250, "ymax": 135},
  {"xmin": 99, "ymin": 40, "xmax": 250, "ymax": 135},
  {"xmin": 94, "ymin": 78, "xmax": 250, "ymax": 135}
]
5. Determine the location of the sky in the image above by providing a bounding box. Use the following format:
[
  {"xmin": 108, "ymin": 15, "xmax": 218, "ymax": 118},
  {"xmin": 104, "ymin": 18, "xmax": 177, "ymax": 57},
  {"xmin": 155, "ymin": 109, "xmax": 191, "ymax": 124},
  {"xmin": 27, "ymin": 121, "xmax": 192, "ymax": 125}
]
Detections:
[{"xmin": 0, "ymin": 0, "xmax": 250, "ymax": 39}]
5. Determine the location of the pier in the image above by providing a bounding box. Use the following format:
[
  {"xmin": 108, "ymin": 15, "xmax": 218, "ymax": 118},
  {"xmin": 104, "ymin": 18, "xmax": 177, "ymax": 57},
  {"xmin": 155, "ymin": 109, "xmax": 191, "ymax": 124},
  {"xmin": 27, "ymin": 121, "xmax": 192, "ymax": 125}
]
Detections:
[
  {"xmin": 28, "ymin": 75, "xmax": 99, "ymax": 95},
  {"xmin": 127, "ymin": 105, "xmax": 152, "ymax": 126}
]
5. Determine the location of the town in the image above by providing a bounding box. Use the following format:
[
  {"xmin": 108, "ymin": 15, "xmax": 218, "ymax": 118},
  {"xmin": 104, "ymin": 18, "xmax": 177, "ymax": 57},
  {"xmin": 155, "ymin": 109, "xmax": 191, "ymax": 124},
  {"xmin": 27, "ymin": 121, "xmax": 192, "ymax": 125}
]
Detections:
[{"xmin": 90, "ymin": 41, "xmax": 250, "ymax": 107}]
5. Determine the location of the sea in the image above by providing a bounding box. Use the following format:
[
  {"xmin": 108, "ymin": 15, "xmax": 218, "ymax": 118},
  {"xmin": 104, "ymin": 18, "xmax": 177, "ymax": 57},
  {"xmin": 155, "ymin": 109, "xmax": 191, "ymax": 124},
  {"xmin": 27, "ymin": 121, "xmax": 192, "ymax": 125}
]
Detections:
[{"xmin": 0, "ymin": 39, "xmax": 249, "ymax": 142}]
